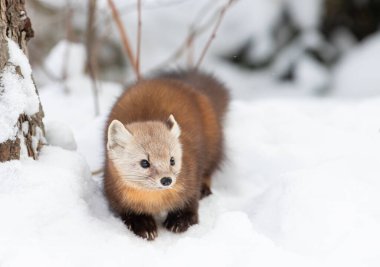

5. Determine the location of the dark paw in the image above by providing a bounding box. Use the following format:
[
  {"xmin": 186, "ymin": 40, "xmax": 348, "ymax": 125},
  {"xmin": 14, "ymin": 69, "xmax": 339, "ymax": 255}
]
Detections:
[
  {"xmin": 164, "ymin": 211, "xmax": 198, "ymax": 233},
  {"xmin": 200, "ymin": 183, "xmax": 212, "ymax": 199},
  {"xmin": 122, "ymin": 213, "xmax": 157, "ymax": 241}
]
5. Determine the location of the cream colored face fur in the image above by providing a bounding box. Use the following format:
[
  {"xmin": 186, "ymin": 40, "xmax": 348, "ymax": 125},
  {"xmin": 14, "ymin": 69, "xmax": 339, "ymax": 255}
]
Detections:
[{"xmin": 107, "ymin": 115, "xmax": 182, "ymax": 190}]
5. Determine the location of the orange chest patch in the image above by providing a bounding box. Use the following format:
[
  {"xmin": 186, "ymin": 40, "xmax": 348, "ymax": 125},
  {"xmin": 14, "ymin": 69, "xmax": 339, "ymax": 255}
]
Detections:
[{"xmin": 119, "ymin": 184, "xmax": 185, "ymax": 214}]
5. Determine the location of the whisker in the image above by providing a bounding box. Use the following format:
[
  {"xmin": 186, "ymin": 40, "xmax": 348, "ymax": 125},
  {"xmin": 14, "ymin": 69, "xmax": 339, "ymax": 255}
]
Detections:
[
  {"xmin": 121, "ymin": 174, "xmax": 149, "ymax": 178},
  {"xmin": 122, "ymin": 175, "xmax": 150, "ymax": 179}
]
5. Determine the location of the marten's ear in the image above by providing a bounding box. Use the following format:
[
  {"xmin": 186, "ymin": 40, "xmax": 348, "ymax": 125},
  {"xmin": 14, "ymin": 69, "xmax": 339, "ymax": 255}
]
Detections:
[
  {"xmin": 107, "ymin": 120, "xmax": 133, "ymax": 150},
  {"xmin": 167, "ymin": 114, "xmax": 181, "ymax": 138}
]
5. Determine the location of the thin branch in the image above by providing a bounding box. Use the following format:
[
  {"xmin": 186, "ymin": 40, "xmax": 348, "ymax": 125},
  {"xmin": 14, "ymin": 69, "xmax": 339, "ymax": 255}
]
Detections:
[
  {"xmin": 195, "ymin": 0, "xmax": 237, "ymax": 69},
  {"xmin": 186, "ymin": 34, "xmax": 195, "ymax": 67},
  {"xmin": 146, "ymin": 16, "xmax": 213, "ymax": 72},
  {"xmin": 147, "ymin": 0, "xmax": 227, "ymax": 72},
  {"xmin": 136, "ymin": 0, "xmax": 142, "ymax": 80},
  {"xmin": 91, "ymin": 168, "xmax": 104, "ymax": 176},
  {"xmin": 62, "ymin": 2, "xmax": 74, "ymax": 94},
  {"xmin": 86, "ymin": 0, "xmax": 100, "ymax": 116},
  {"xmin": 107, "ymin": 0, "xmax": 138, "ymax": 78},
  {"xmin": 185, "ymin": 1, "xmax": 215, "ymax": 67}
]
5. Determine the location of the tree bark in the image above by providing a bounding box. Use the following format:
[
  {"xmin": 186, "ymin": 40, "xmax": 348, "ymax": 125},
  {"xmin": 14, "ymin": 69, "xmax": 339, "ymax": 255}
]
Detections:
[{"xmin": 0, "ymin": 0, "xmax": 45, "ymax": 162}]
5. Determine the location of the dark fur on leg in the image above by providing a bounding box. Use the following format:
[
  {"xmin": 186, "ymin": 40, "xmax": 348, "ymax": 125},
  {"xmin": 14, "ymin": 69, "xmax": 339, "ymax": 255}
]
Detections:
[
  {"xmin": 164, "ymin": 201, "xmax": 199, "ymax": 233},
  {"xmin": 200, "ymin": 183, "xmax": 212, "ymax": 199},
  {"xmin": 200, "ymin": 175, "xmax": 213, "ymax": 199},
  {"xmin": 121, "ymin": 212, "xmax": 157, "ymax": 240}
]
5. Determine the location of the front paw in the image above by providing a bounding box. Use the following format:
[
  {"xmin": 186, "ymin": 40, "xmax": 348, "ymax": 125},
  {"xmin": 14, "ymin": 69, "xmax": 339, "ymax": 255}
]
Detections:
[
  {"xmin": 164, "ymin": 210, "xmax": 198, "ymax": 233},
  {"xmin": 122, "ymin": 213, "xmax": 157, "ymax": 240}
]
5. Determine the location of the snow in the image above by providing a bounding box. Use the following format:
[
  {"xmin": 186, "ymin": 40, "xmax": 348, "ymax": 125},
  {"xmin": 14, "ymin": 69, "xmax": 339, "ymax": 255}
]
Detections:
[
  {"xmin": 0, "ymin": 145, "xmax": 311, "ymax": 266},
  {"xmin": 294, "ymin": 55, "xmax": 329, "ymax": 94},
  {"xmin": 7, "ymin": 39, "xmax": 40, "ymax": 116},
  {"xmin": 332, "ymin": 34, "xmax": 380, "ymax": 98},
  {"xmin": 39, "ymin": 76, "xmax": 122, "ymax": 170},
  {"xmin": 44, "ymin": 40, "xmax": 87, "ymax": 81},
  {"xmin": 286, "ymin": 0, "xmax": 322, "ymax": 30},
  {"xmin": 2, "ymin": 72, "xmax": 380, "ymax": 266},
  {"xmin": 0, "ymin": 39, "xmax": 40, "ymax": 143},
  {"xmin": 45, "ymin": 121, "xmax": 77, "ymax": 151}
]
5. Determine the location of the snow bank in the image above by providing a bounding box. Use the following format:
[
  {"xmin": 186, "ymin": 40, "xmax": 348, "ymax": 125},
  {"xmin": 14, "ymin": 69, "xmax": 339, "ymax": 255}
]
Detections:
[
  {"xmin": 5, "ymin": 77, "xmax": 375, "ymax": 266},
  {"xmin": 0, "ymin": 39, "xmax": 40, "ymax": 143},
  {"xmin": 0, "ymin": 145, "xmax": 310, "ymax": 267}
]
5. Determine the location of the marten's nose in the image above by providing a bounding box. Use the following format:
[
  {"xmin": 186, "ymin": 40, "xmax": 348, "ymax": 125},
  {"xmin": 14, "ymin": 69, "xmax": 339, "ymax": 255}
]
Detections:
[{"xmin": 160, "ymin": 177, "xmax": 172, "ymax": 186}]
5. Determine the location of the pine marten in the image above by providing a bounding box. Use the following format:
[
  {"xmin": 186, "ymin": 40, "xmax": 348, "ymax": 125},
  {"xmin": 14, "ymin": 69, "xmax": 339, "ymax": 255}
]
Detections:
[{"xmin": 104, "ymin": 70, "xmax": 229, "ymax": 240}]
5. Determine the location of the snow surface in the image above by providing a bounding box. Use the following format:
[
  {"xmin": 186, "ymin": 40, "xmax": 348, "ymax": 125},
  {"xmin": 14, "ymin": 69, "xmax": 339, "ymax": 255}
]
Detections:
[
  {"xmin": 3, "ymin": 75, "xmax": 380, "ymax": 265},
  {"xmin": 2, "ymin": 72, "xmax": 379, "ymax": 266}
]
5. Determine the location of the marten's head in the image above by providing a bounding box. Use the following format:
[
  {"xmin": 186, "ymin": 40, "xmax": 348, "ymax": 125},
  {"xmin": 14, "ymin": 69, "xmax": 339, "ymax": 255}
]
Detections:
[{"xmin": 107, "ymin": 115, "xmax": 182, "ymax": 190}]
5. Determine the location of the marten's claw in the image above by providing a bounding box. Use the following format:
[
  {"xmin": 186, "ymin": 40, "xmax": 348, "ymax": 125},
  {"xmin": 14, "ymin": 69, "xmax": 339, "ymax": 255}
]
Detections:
[
  {"xmin": 142, "ymin": 229, "xmax": 158, "ymax": 241},
  {"xmin": 122, "ymin": 213, "xmax": 157, "ymax": 241}
]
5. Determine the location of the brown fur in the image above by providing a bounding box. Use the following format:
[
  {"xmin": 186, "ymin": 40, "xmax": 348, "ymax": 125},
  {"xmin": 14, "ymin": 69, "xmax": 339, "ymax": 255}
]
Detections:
[{"xmin": 104, "ymin": 69, "xmax": 229, "ymax": 239}]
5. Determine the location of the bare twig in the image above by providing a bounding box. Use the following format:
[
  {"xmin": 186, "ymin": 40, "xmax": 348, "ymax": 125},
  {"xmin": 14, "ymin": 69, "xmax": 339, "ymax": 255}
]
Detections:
[
  {"xmin": 136, "ymin": 0, "xmax": 142, "ymax": 80},
  {"xmin": 62, "ymin": 2, "xmax": 74, "ymax": 94},
  {"xmin": 147, "ymin": 19, "xmax": 212, "ymax": 72},
  {"xmin": 91, "ymin": 168, "xmax": 104, "ymax": 176},
  {"xmin": 107, "ymin": 0, "xmax": 138, "ymax": 78},
  {"xmin": 147, "ymin": 0, "xmax": 229, "ymax": 72},
  {"xmin": 86, "ymin": 0, "xmax": 100, "ymax": 116},
  {"xmin": 195, "ymin": 0, "xmax": 237, "ymax": 69},
  {"xmin": 186, "ymin": 0, "xmax": 214, "ymax": 67},
  {"xmin": 186, "ymin": 34, "xmax": 195, "ymax": 67}
]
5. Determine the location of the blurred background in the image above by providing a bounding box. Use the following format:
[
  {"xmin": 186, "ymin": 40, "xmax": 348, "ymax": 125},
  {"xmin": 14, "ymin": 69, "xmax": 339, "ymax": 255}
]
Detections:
[{"xmin": 26, "ymin": 0, "xmax": 380, "ymax": 102}]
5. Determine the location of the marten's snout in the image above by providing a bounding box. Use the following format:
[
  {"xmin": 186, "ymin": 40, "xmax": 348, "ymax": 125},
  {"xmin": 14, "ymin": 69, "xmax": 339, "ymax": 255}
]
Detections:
[{"xmin": 160, "ymin": 177, "xmax": 172, "ymax": 186}]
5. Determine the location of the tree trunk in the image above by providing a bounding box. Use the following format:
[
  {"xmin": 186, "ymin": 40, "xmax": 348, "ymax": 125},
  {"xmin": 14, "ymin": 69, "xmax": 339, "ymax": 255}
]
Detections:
[{"xmin": 0, "ymin": 0, "xmax": 45, "ymax": 162}]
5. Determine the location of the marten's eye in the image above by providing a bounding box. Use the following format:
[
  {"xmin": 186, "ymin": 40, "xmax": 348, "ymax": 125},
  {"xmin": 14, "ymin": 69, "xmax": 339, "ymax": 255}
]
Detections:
[
  {"xmin": 170, "ymin": 157, "xmax": 175, "ymax": 166},
  {"xmin": 140, "ymin": 159, "xmax": 150, "ymax": 168}
]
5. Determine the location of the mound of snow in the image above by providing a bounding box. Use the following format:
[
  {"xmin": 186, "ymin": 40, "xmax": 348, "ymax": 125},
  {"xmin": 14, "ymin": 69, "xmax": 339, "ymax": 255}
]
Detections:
[
  {"xmin": 332, "ymin": 34, "xmax": 380, "ymax": 98},
  {"xmin": 45, "ymin": 121, "xmax": 77, "ymax": 151}
]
